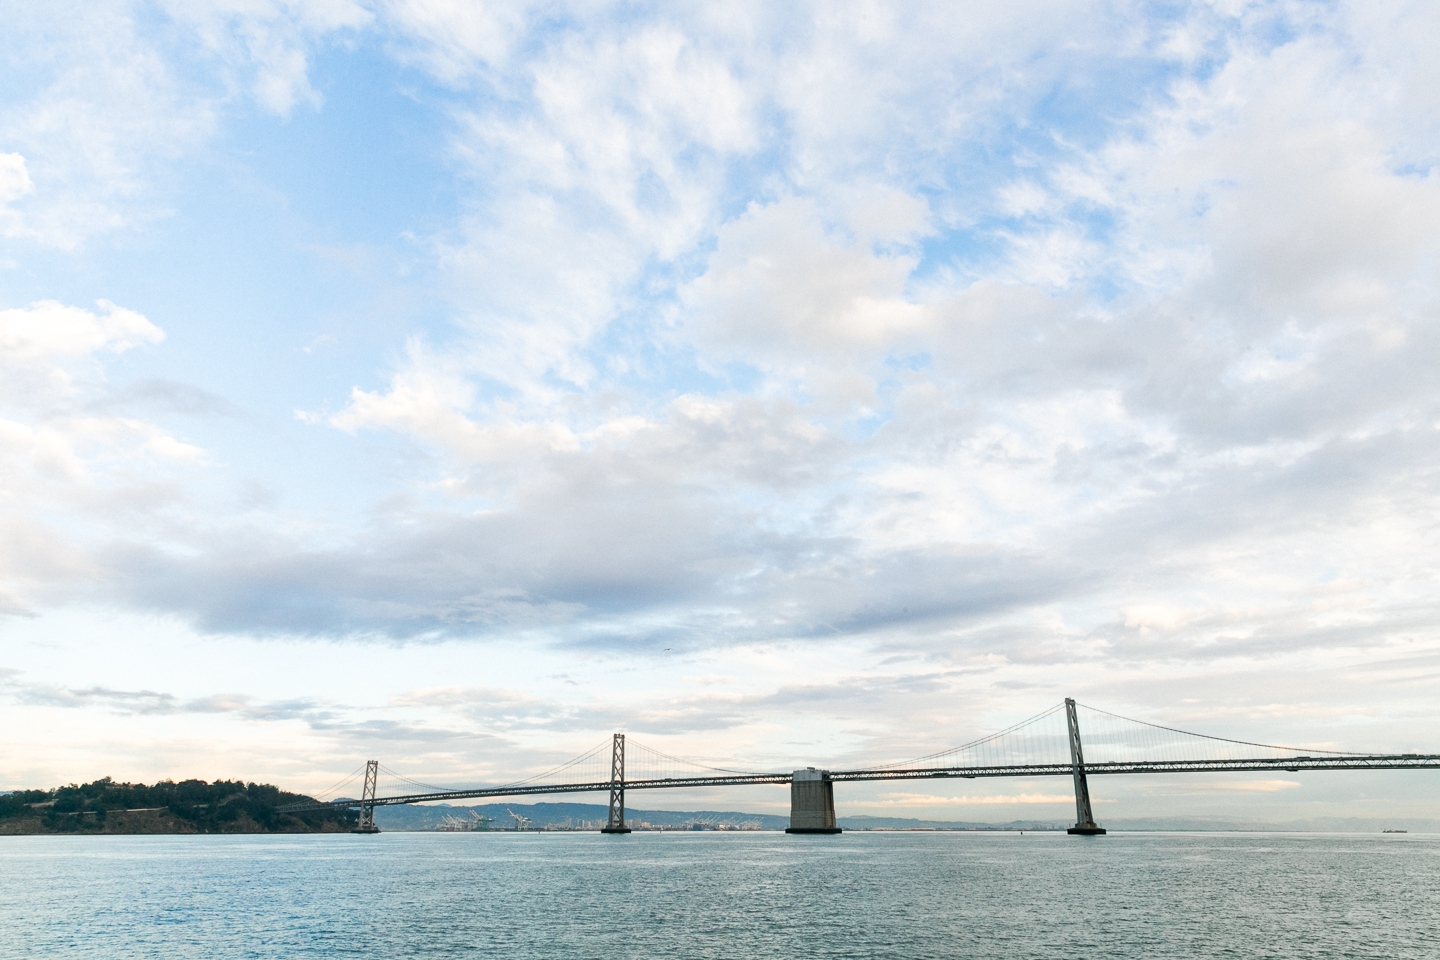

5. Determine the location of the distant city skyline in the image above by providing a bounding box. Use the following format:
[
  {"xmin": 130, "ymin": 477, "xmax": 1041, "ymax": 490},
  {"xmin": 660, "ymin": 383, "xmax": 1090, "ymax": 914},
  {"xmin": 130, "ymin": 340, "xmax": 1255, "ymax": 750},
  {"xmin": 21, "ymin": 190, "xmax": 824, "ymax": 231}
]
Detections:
[{"xmin": 3, "ymin": 0, "xmax": 1440, "ymax": 822}]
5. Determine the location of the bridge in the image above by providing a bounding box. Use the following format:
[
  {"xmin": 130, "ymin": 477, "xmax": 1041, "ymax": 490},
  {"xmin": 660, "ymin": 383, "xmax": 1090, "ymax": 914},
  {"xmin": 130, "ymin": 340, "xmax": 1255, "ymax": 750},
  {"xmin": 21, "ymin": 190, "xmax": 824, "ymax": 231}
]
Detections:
[{"xmin": 278, "ymin": 699, "xmax": 1440, "ymax": 835}]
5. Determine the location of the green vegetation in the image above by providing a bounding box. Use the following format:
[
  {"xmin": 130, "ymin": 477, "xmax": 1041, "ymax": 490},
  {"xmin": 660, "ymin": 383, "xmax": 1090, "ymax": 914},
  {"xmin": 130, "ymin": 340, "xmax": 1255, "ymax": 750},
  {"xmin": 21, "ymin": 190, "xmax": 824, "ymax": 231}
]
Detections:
[{"xmin": 0, "ymin": 777, "xmax": 355, "ymax": 834}]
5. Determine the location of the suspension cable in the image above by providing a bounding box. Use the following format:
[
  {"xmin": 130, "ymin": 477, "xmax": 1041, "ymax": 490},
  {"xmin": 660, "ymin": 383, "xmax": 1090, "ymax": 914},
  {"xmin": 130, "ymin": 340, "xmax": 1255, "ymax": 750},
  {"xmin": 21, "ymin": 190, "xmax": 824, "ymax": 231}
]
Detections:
[
  {"xmin": 874, "ymin": 702, "xmax": 1067, "ymax": 769},
  {"xmin": 1076, "ymin": 703, "xmax": 1365, "ymax": 756},
  {"xmin": 309, "ymin": 765, "xmax": 366, "ymax": 801},
  {"xmin": 627, "ymin": 739, "xmax": 761, "ymax": 775},
  {"xmin": 376, "ymin": 739, "xmax": 612, "ymax": 795}
]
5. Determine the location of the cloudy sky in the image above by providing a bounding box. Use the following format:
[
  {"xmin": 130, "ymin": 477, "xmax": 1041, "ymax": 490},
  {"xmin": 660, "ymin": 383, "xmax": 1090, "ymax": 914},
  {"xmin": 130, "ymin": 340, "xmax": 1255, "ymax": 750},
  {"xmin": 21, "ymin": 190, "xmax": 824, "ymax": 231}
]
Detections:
[{"xmin": 3, "ymin": 0, "xmax": 1440, "ymax": 823}]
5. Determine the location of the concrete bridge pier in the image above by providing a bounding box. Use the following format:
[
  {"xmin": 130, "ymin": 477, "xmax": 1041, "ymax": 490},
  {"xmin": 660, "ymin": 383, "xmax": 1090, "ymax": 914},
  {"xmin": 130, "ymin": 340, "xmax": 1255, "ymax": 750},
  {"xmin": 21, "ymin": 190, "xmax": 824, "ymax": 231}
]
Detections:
[{"xmin": 785, "ymin": 767, "xmax": 842, "ymax": 834}]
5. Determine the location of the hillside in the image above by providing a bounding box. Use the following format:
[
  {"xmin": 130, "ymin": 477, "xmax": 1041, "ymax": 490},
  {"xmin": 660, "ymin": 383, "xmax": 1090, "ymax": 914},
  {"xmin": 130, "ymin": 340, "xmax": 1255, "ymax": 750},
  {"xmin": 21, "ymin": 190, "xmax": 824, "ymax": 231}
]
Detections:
[{"xmin": 0, "ymin": 778, "xmax": 355, "ymax": 835}]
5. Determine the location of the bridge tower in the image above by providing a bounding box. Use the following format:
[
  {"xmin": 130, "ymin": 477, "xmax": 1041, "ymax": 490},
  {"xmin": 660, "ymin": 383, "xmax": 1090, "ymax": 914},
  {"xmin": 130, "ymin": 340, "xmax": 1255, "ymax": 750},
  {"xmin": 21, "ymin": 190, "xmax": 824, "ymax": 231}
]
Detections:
[
  {"xmin": 352, "ymin": 760, "xmax": 380, "ymax": 834},
  {"xmin": 601, "ymin": 733, "xmax": 632, "ymax": 834},
  {"xmin": 785, "ymin": 767, "xmax": 841, "ymax": 834},
  {"xmin": 1064, "ymin": 699, "xmax": 1106, "ymax": 836}
]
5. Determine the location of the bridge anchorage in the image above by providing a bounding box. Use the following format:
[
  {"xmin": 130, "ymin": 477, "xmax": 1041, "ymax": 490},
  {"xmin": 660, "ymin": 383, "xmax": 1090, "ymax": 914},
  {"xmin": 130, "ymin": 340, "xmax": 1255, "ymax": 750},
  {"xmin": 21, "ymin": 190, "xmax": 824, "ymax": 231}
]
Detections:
[{"xmin": 280, "ymin": 697, "xmax": 1440, "ymax": 836}]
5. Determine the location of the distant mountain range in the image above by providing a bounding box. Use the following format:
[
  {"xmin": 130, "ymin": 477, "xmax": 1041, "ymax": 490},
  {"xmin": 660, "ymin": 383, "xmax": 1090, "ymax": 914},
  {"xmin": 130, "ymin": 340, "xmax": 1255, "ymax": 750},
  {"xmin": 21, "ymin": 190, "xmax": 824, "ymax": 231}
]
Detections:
[
  {"xmin": 373, "ymin": 801, "xmax": 789, "ymax": 831},
  {"xmin": 373, "ymin": 803, "xmax": 1440, "ymax": 834},
  {"xmin": 1101, "ymin": 816, "xmax": 1440, "ymax": 833}
]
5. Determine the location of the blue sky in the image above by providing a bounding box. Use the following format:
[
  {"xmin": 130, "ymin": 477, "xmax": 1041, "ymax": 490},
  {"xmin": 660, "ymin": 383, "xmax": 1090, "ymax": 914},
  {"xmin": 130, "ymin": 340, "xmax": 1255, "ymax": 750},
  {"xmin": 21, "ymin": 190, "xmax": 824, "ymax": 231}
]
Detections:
[{"xmin": 4, "ymin": 0, "xmax": 1440, "ymax": 823}]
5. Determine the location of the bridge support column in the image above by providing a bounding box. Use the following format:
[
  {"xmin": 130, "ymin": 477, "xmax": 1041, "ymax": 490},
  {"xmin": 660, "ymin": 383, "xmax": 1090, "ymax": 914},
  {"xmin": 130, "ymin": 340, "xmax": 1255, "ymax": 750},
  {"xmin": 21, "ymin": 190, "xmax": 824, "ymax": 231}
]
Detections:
[
  {"xmin": 1064, "ymin": 699, "xmax": 1105, "ymax": 836},
  {"xmin": 601, "ymin": 733, "xmax": 632, "ymax": 834},
  {"xmin": 352, "ymin": 760, "xmax": 380, "ymax": 834},
  {"xmin": 786, "ymin": 767, "xmax": 841, "ymax": 834}
]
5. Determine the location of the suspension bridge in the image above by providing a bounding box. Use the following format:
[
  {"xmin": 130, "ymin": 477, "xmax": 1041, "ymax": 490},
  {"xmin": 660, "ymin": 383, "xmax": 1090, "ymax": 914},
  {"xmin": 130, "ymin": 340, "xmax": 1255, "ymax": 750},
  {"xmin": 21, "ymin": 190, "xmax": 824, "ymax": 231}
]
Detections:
[{"xmin": 278, "ymin": 699, "xmax": 1440, "ymax": 835}]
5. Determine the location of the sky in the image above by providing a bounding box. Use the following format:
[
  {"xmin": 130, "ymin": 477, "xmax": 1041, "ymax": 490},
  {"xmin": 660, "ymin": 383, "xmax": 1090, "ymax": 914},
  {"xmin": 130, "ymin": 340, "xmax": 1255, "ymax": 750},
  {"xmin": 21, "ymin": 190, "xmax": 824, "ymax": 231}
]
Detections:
[{"xmin": 3, "ymin": 0, "xmax": 1440, "ymax": 824}]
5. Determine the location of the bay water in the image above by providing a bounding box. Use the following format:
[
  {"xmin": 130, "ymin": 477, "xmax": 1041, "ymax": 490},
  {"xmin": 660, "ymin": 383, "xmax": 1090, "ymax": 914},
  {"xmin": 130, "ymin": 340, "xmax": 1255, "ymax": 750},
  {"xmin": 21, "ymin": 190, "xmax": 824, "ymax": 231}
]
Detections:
[{"xmin": 2, "ymin": 831, "xmax": 1436, "ymax": 958}]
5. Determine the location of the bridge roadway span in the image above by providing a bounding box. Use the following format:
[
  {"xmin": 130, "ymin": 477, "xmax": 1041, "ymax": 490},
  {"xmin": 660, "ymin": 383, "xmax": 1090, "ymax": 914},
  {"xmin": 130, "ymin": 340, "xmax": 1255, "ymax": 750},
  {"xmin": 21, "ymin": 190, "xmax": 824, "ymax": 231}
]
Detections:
[
  {"xmin": 281, "ymin": 702, "xmax": 1440, "ymax": 834},
  {"xmin": 282, "ymin": 753, "xmax": 1440, "ymax": 834}
]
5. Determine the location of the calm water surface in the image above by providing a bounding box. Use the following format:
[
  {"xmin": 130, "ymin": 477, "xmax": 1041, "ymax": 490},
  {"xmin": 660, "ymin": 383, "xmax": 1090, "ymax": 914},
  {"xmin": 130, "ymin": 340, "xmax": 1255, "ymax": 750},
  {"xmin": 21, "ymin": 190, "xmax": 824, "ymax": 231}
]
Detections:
[{"xmin": 2, "ymin": 831, "xmax": 1437, "ymax": 958}]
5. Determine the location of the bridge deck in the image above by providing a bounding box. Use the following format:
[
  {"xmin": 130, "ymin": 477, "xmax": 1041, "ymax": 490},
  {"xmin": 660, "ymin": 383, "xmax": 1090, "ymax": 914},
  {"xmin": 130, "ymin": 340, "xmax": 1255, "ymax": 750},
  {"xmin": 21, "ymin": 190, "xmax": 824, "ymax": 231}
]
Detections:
[{"xmin": 277, "ymin": 754, "xmax": 1440, "ymax": 813}]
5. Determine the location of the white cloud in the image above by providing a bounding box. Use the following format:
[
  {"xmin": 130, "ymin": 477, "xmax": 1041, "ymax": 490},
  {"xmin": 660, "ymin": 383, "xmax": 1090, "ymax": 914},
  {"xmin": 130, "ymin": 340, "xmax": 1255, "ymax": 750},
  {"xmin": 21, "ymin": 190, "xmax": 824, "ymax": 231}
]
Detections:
[
  {"xmin": 301, "ymin": 2, "xmax": 1440, "ymax": 684},
  {"xmin": 0, "ymin": 299, "xmax": 163, "ymax": 362},
  {"xmin": 0, "ymin": 153, "xmax": 31, "ymax": 203},
  {"xmin": 0, "ymin": 1, "xmax": 217, "ymax": 247},
  {"xmin": 0, "ymin": 299, "xmax": 205, "ymax": 616},
  {"xmin": 1187, "ymin": 779, "xmax": 1303, "ymax": 793},
  {"xmin": 158, "ymin": 0, "xmax": 373, "ymax": 116},
  {"xmin": 0, "ymin": 0, "xmax": 371, "ymax": 247},
  {"xmin": 0, "ymin": 152, "xmax": 34, "ymax": 237},
  {"xmin": 682, "ymin": 194, "xmax": 933, "ymax": 378}
]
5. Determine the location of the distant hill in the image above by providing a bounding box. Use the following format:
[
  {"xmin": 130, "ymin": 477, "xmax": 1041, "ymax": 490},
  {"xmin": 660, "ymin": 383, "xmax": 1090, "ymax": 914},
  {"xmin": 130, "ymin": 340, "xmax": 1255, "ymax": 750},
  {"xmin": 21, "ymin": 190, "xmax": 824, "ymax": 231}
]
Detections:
[
  {"xmin": 372, "ymin": 803, "xmax": 1064, "ymax": 832},
  {"xmin": 373, "ymin": 801, "xmax": 789, "ymax": 831},
  {"xmin": 838, "ymin": 815, "xmax": 1068, "ymax": 831},
  {"xmin": 0, "ymin": 778, "xmax": 356, "ymax": 835},
  {"xmin": 376, "ymin": 804, "xmax": 1440, "ymax": 834},
  {"xmin": 1102, "ymin": 816, "xmax": 1440, "ymax": 833}
]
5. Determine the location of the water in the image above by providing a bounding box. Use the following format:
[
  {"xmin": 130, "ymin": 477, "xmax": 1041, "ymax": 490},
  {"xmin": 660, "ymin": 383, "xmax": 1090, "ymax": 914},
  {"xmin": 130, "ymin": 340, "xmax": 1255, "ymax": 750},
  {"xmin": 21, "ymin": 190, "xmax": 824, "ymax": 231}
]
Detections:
[{"xmin": 2, "ymin": 831, "xmax": 1437, "ymax": 958}]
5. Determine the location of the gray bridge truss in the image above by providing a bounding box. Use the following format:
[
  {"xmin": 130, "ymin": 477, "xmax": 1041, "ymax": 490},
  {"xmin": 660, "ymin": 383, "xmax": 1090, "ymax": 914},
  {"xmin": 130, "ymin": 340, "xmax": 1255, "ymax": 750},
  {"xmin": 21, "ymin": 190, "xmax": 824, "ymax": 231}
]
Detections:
[{"xmin": 279, "ymin": 699, "xmax": 1440, "ymax": 836}]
